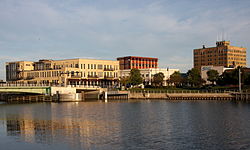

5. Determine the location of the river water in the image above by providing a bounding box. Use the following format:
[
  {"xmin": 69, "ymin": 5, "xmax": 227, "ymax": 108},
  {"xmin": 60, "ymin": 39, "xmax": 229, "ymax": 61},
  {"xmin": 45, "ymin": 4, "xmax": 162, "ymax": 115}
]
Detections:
[{"xmin": 0, "ymin": 100, "xmax": 250, "ymax": 150}]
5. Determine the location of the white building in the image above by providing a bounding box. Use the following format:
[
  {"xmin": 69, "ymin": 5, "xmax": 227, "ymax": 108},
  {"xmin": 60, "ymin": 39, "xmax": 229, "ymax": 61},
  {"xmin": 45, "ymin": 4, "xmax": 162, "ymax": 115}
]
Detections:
[
  {"xmin": 120, "ymin": 68, "xmax": 179, "ymax": 86},
  {"xmin": 201, "ymin": 66, "xmax": 233, "ymax": 84}
]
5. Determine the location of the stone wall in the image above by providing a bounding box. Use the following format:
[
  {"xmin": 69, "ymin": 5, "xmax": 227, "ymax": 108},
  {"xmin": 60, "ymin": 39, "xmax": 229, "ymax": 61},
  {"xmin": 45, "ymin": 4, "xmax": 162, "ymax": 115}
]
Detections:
[{"xmin": 129, "ymin": 92, "xmax": 233, "ymax": 99}]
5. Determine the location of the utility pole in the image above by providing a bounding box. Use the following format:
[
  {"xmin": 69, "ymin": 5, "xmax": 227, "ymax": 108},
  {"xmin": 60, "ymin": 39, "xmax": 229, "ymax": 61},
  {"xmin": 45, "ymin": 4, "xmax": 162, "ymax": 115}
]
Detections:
[{"xmin": 239, "ymin": 68, "xmax": 241, "ymax": 93}]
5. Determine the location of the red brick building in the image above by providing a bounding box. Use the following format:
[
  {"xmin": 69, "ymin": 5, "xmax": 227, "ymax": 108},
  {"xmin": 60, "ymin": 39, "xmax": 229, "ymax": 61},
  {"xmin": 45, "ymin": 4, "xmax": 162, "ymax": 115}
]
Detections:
[{"xmin": 117, "ymin": 56, "xmax": 158, "ymax": 70}]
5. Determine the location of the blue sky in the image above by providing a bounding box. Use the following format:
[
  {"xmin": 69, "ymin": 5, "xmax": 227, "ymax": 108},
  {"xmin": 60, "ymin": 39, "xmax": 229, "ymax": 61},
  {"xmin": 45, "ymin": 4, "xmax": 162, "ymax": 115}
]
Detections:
[{"xmin": 0, "ymin": 0, "xmax": 250, "ymax": 80}]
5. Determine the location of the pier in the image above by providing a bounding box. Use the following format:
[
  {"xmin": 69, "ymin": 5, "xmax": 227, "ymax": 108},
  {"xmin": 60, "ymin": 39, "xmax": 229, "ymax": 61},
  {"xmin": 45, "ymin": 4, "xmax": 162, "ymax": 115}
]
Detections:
[
  {"xmin": 1, "ymin": 94, "xmax": 54, "ymax": 103},
  {"xmin": 233, "ymin": 92, "xmax": 250, "ymax": 101},
  {"xmin": 105, "ymin": 91, "xmax": 129, "ymax": 100}
]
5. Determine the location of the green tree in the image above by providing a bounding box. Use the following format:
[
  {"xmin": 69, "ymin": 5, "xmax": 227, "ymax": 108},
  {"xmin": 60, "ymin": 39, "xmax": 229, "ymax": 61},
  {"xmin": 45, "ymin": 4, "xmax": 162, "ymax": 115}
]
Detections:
[
  {"xmin": 217, "ymin": 67, "xmax": 248, "ymax": 86},
  {"xmin": 169, "ymin": 71, "xmax": 183, "ymax": 87},
  {"xmin": 152, "ymin": 72, "xmax": 165, "ymax": 87},
  {"xmin": 129, "ymin": 68, "xmax": 143, "ymax": 86},
  {"xmin": 206, "ymin": 69, "xmax": 219, "ymax": 85},
  {"xmin": 120, "ymin": 76, "xmax": 130, "ymax": 86},
  {"xmin": 187, "ymin": 68, "xmax": 204, "ymax": 87},
  {"xmin": 217, "ymin": 69, "xmax": 237, "ymax": 85}
]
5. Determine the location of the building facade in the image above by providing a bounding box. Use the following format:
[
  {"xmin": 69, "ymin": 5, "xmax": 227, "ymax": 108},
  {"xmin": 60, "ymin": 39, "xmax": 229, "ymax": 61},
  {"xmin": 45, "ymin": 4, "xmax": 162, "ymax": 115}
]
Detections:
[
  {"xmin": 117, "ymin": 56, "xmax": 158, "ymax": 70},
  {"xmin": 201, "ymin": 66, "xmax": 232, "ymax": 84},
  {"xmin": 120, "ymin": 68, "xmax": 179, "ymax": 86},
  {"xmin": 194, "ymin": 41, "xmax": 247, "ymax": 70},
  {"xmin": 6, "ymin": 61, "xmax": 34, "ymax": 81},
  {"xmin": 6, "ymin": 58, "xmax": 120, "ymax": 87}
]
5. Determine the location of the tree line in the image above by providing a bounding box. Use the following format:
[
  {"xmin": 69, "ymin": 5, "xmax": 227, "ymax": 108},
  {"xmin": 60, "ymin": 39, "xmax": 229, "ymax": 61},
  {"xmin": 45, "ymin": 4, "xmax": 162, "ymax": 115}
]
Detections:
[
  {"xmin": 169, "ymin": 67, "xmax": 250, "ymax": 88},
  {"xmin": 120, "ymin": 68, "xmax": 165, "ymax": 88},
  {"xmin": 120, "ymin": 67, "xmax": 250, "ymax": 89}
]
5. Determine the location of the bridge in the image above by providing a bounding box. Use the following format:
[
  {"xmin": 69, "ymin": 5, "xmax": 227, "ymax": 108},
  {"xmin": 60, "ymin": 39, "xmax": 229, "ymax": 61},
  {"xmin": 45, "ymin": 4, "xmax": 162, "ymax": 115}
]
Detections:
[
  {"xmin": 0, "ymin": 84, "xmax": 102, "ymax": 95},
  {"xmin": 0, "ymin": 86, "xmax": 51, "ymax": 95}
]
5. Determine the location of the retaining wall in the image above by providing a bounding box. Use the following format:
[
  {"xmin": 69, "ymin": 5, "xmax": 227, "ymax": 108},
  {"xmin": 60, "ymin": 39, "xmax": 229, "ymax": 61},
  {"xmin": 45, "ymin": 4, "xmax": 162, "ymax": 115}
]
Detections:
[{"xmin": 129, "ymin": 92, "xmax": 234, "ymax": 99}]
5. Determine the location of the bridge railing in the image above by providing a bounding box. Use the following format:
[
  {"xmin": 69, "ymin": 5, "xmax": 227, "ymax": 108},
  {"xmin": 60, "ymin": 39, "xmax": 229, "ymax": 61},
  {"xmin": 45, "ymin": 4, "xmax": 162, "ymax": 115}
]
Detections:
[
  {"xmin": 0, "ymin": 83, "xmax": 51, "ymax": 87},
  {"xmin": 66, "ymin": 85, "xmax": 101, "ymax": 89},
  {"xmin": 0, "ymin": 83, "xmax": 102, "ymax": 89}
]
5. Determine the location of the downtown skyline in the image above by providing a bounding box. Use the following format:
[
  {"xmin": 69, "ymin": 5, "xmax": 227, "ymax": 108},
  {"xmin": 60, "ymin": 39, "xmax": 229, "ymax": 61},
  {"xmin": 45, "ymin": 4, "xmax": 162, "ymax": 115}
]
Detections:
[{"xmin": 0, "ymin": 0, "xmax": 250, "ymax": 80}]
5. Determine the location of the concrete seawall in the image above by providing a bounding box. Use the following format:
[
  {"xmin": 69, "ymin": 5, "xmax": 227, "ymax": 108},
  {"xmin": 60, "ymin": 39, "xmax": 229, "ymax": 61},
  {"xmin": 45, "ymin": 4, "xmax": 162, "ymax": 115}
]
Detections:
[
  {"xmin": 129, "ymin": 92, "xmax": 234, "ymax": 100},
  {"xmin": 1, "ymin": 89, "xmax": 249, "ymax": 102}
]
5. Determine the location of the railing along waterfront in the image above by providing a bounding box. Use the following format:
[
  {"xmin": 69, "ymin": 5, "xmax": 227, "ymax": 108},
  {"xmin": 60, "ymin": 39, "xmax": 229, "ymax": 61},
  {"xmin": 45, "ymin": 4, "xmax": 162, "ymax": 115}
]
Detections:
[
  {"xmin": 128, "ymin": 89, "xmax": 243, "ymax": 100},
  {"xmin": 129, "ymin": 89, "xmax": 241, "ymax": 94}
]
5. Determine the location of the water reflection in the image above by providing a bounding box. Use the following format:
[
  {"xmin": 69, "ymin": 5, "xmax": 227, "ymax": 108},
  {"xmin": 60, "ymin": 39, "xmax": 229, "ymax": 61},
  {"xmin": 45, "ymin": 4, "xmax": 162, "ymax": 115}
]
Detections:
[
  {"xmin": 7, "ymin": 118, "xmax": 121, "ymax": 148},
  {"xmin": 3, "ymin": 103, "xmax": 124, "ymax": 149},
  {"xmin": 0, "ymin": 101, "xmax": 250, "ymax": 150}
]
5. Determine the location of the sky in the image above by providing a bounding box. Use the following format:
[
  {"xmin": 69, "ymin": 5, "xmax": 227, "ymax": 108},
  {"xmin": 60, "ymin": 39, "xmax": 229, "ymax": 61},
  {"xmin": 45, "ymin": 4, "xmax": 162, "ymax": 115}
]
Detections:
[{"xmin": 0, "ymin": 0, "xmax": 250, "ymax": 80}]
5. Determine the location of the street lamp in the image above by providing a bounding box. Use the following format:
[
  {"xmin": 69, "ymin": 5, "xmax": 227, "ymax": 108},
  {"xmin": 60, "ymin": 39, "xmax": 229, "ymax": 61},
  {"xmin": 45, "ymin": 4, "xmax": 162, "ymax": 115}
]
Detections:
[{"xmin": 239, "ymin": 68, "xmax": 241, "ymax": 93}]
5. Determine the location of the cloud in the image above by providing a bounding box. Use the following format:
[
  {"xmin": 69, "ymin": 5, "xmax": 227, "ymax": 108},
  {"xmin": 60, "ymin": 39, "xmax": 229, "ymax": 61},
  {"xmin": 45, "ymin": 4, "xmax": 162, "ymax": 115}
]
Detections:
[{"xmin": 0, "ymin": 0, "xmax": 250, "ymax": 80}]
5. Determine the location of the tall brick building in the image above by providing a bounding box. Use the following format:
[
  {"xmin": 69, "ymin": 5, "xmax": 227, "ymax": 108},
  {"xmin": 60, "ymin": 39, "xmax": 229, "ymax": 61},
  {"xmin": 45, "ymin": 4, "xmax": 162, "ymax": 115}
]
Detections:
[
  {"xmin": 193, "ymin": 41, "xmax": 247, "ymax": 70},
  {"xmin": 117, "ymin": 56, "xmax": 158, "ymax": 70}
]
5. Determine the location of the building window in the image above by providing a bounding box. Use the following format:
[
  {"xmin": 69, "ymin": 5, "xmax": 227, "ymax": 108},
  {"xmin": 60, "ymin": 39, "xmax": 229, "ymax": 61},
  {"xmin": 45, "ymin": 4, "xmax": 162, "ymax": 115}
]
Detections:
[{"xmin": 98, "ymin": 64, "xmax": 103, "ymax": 69}]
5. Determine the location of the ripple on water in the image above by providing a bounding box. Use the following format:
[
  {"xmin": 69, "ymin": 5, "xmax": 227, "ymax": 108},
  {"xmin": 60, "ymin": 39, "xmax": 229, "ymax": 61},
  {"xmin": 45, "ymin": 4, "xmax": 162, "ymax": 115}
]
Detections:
[{"xmin": 0, "ymin": 101, "xmax": 250, "ymax": 150}]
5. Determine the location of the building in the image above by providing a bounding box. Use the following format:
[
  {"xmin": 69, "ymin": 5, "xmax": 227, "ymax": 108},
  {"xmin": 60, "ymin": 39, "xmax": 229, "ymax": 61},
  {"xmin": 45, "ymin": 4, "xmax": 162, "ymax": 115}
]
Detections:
[
  {"xmin": 117, "ymin": 56, "xmax": 158, "ymax": 70},
  {"xmin": 6, "ymin": 58, "xmax": 120, "ymax": 87},
  {"xmin": 120, "ymin": 68, "xmax": 179, "ymax": 86},
  {"xmin": 6, "ymin": 61, "xmax": 34, "ymax": 81},
  {"xmin": 194, "ymin": 41, "xmax": 247, "ymax": 70},
  {"xmin": 201, "ymin": 66, "xmax": 232, "ymax": 84}
]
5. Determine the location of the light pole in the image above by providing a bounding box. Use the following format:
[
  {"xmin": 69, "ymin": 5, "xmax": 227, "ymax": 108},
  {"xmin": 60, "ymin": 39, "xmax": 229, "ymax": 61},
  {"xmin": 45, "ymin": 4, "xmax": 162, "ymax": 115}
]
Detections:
[{"xmin": 239, "ymin": 68, "xmax": 241, "ymax": 93}]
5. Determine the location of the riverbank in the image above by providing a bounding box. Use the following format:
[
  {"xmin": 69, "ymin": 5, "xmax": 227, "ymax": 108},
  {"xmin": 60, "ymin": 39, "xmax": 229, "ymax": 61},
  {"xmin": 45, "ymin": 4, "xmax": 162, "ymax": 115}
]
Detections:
[
  {"xmin": 129, "ymin": 90, "xmax": 250, "ymax": 101},
  {"xmin": 129, "ymin": 92, "xmax": 234, "ymax": 100},
  {"xmin": 1, "ymin": 91, "xmax": 250, "ymax": 102}
]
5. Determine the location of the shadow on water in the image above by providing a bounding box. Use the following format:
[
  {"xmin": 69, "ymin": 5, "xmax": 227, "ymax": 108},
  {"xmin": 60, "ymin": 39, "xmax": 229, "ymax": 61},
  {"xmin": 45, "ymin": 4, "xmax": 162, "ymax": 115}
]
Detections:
[{"xmin": 0, "ymin": 100, "xmax": 250, "ymax": 150}]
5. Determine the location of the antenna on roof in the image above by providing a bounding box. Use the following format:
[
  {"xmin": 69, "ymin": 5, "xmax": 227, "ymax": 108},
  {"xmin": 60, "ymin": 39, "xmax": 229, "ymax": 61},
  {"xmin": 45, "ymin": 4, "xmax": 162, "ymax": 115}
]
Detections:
[
  {"xmin": 225, "ymin": 32, "xmax": 227, "ymax": 41},
  {"xmin": 222, "ymin": 29, "xmax": 224, "ymax": 41}
]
